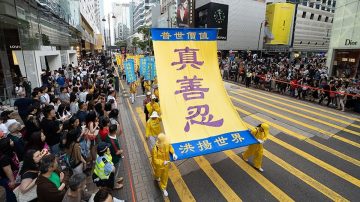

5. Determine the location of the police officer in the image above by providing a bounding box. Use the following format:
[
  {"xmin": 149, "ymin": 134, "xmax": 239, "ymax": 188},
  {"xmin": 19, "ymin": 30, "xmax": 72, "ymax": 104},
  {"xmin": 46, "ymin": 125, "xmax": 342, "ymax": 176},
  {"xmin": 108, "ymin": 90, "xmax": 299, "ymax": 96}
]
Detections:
[{"xmin": 92, "ymin": 142, "xmax": 123, "ymax": 189}]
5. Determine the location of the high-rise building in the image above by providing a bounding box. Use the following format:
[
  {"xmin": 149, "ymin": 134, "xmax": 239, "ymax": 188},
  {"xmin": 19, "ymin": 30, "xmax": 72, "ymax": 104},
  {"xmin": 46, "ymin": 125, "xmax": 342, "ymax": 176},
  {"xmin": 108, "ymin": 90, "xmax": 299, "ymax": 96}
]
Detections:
[
  {"xmin": 111, "ymin": 2, "xmax": 131, "ymax": 44},
  {"xmin": 290, "ymin": 0, "xmax": 336, "ymax": 52},
  {"xmin": 133, "ymin": 0, "xmax": 159, "ymax": 32}
]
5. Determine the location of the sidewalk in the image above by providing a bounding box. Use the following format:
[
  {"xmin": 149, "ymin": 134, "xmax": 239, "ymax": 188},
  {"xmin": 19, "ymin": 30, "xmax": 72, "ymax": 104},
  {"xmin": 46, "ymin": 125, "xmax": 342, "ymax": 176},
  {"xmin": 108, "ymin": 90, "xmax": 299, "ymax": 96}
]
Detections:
[{"xmin": 116, "ymin": 80, "xmax": 164, "ymax": 202}]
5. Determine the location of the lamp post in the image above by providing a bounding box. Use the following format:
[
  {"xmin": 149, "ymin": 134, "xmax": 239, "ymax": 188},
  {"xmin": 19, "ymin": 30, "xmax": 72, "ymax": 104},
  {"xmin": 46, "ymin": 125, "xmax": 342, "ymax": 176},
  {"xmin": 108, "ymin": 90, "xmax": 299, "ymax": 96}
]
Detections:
[
  {"xmin": 102, "ymin": 13, "xmax": 116, "ymax": 56},
  {"xmin": 257, "ymin": 20, "xmax": 267, "ymax": 58}
]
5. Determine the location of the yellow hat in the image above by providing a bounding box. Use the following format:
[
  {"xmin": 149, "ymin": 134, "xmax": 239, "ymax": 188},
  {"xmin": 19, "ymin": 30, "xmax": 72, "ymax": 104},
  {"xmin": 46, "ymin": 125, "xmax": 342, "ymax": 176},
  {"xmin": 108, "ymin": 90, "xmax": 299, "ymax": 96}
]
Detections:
[
  {"xmin": 260, "ymin": 123, "xmax": 270, "ymax": 133},
  {"xmin": 156, "ymin": 133, "xmax": 168, "ymax": 146}
]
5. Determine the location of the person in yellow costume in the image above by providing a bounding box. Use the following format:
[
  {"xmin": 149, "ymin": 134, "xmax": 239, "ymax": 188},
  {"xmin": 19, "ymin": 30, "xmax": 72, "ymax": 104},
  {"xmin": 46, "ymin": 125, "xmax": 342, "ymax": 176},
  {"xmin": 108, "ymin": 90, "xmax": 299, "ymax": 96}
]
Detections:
[
  {"xmin": 146, "ymin": 95, "xmax": 161, "ymax": 115},
  {"xmin": 242, "ymin": 123, "xmax": 269, "ymax": 172},
  {"xmin": 144, "ymin": 80, "xmax": 152, "ymax": 92},
  {"xmin": 152, "ymin": 133, "xmax": 178, "ymax": 197},
  {"xmin": 146, "ymin": 111, "xmax": 162, "ymax": 149},
  {"xmin": 153, "ymin": 85, "xmax": 159, "ymax": 102},
  {"xmin": 129, "ymin": 81, "xmax": 137, "ymax": 104}
]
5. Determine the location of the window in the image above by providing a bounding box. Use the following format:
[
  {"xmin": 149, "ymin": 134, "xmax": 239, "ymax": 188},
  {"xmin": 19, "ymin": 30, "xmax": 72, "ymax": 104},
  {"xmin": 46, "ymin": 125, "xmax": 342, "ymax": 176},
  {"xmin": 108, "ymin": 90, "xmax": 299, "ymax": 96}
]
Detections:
[
  {"xmin": 310, "ymin": 13, "xmax": 314, "ymax": 20},
  {"xmin": 302, "ymin": 12, "xmax": 307, "ymax": 18},
  {"xmin": 310, "ymin": 2, "xmax": 314, "ymax": 7},
  {"xmin": 322, "ymin": 0, "xmax": 326, "ymax": 3},
  {"xmin": 331, "ymin": 18, "xmax": 333, "ymax": 23},
  {"xmin": 322, "ymin": 6, "xmax": 325, "ymax": 10},
  {"xmin": 316, "ymin": 4, "xmax": 320, "ymax": 9},
  {"xmin": 318, "ymin": 15, "xmax": 322, "ymax": 21},
  {"xmin": 325, "ymin": 16, "xmax": 329, "ymax": 22}
]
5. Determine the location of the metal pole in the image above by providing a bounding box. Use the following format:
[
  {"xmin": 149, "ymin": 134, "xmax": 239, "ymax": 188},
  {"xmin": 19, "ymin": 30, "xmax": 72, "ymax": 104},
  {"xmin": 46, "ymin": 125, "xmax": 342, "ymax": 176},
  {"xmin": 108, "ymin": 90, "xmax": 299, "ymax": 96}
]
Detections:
[
  {"xmin": 109, "ymin": 14, "xmax": 111, "ymax": 56},
  {"xmin": 257, "ymin": 22, "xmax": 263, "ymax": 52}
]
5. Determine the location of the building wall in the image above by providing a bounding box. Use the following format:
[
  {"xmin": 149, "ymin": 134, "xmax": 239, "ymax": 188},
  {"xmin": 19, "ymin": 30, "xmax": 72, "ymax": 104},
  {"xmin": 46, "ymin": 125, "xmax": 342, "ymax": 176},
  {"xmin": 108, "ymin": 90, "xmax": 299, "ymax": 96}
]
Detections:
[
  {"xmin": 327, "ymin": 0, "xmax": 360, "ymax": 74},
  {"xmin": 196, "ymin": 0, "xmax": 266, "ymax": 50},
  {"xmin": 292, "ymin": 5, "xmax": 334, "ymax": 52}
]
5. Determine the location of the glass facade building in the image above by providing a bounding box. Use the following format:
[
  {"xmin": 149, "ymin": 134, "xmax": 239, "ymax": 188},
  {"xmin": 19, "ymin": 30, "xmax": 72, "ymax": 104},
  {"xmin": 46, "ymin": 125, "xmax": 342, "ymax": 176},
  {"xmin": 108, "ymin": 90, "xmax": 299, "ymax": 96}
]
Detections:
[{"xmin": 0, "ymin": 0, "xmax": 81, "ymax": 101}]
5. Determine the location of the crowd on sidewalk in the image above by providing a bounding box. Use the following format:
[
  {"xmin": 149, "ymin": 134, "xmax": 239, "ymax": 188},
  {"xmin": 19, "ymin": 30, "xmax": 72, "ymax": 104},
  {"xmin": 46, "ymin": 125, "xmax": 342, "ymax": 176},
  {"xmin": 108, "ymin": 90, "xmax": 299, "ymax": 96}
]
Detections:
[
  {"xmin": 220, "ymin": 53, "xmax": 360, "ymax": 112},
  {"xmin": 0, "ymin": 55, "xmax": 127, "ymax": 202}
]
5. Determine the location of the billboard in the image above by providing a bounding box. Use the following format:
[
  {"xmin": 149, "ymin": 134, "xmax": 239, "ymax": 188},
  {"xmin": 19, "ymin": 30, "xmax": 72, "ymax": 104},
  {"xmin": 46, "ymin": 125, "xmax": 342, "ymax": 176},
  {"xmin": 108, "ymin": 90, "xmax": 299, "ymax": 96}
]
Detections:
[
  {"xmin": 265, "ymin": 3, "xmax": 295, "ymax": 45},
  {"xmin": 176, "ymin": 0, "xmax": 195, "ymax": 28},
  {"xmin": 195, "ymin": 3, "xmax": 229, "ymax": 41}
]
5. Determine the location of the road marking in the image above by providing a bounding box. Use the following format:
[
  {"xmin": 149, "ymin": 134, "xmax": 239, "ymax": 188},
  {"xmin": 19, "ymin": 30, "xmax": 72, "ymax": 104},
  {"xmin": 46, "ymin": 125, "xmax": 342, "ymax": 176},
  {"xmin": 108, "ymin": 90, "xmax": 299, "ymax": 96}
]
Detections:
[
  {"xmin": 269, "ymin": 135, "xmax": 360, "ymax": 188},
  {"xmin": 120, "ymin": 82, "xmax": 173, "ymax": 202},
  {"xmin": 231, "ymin": 91, "xmax": 360, "ymax": 137},
  {"xmin": 235, "ymin": 107, "xmax": 360, "ymax": 167},
  {"xmin": 135, "ymin": 107, "xmax": 196, "ymax": 202},
  {"xmin": 193, "ymin": 156, "xmax": 243, "ymax": 201},
  {"xmin": 264, "ymin": 150, "xmax": 349, "ymax": 202},
  {"xmin": 230, "ymin": 96, "xmax": 360, "ymax": 148},
  {"xmin": 223, "ymin": 150, "xmax": 294, "ymax": 202},
  {"xmin": 233, "ymin": 84, "xmax": 360, "ymax": 123},
  {"xmin": 237, "ymin": 89, "xmax": 360, "ymax": 129}
]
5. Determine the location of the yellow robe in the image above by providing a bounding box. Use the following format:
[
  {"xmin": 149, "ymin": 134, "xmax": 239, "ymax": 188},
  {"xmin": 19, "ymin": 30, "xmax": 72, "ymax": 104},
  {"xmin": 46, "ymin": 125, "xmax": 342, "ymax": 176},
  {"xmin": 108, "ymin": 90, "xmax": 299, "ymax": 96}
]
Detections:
[
  {"xmin": 152, "ymin": 143, "xmax": 174, "ymax": 190},
  {"xmin": 242, "ymin": 127, "xmax": 268, "ymax": 169}
]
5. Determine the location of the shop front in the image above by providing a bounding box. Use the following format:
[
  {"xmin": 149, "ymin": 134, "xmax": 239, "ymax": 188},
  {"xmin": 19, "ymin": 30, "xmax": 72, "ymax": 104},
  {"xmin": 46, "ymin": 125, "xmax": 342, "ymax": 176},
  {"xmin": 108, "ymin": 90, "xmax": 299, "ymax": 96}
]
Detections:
[{"xmin": 327, "ymin": 0, "xmax": 360, "ymax": 78}]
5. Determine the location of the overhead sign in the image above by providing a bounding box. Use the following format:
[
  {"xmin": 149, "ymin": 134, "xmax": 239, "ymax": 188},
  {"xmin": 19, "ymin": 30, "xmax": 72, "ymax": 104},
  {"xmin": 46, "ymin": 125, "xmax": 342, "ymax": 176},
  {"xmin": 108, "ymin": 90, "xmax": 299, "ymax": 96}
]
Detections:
[
  {"xmin": 265, "ymin": 3, "xmax": 295, "ymax": 45},
  {"xmin": 152, "ymin": 28, "xmax": 258, "ymax": 160}
]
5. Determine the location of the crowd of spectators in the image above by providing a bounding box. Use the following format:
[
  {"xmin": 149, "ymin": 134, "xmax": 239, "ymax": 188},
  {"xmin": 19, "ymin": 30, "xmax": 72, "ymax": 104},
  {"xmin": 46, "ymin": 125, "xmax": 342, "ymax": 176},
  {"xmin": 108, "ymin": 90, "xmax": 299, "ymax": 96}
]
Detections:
[
  {"xmin": 0, "ymin": 55, "xmax": 127, "ymax": 202},
  {"xmin": 220, "ymin": 53, "xmax": 360, "ymax": 112}
]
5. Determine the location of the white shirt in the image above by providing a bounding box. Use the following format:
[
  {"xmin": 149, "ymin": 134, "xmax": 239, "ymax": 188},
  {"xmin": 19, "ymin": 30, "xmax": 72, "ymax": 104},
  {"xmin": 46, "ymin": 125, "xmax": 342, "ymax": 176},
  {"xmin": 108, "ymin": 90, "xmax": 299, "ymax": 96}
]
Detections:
[{"xmin": 79, "ymin": 92, "xmax": 88, "ymax": 102}]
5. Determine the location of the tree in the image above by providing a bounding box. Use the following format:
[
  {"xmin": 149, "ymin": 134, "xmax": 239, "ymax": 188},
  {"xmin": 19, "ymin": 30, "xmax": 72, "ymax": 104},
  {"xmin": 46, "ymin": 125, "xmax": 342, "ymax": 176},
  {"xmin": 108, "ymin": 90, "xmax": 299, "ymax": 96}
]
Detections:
[
  {"xmin": 115, "ymin": 40, "xmax": 127, "ymax": 47},
  {"xmin": 137, "ymin": 26, "xmax": 153, "ymax": 52},
  {"xmin": 132, "ymin": 37, "xmax": 140, "ymax": 53}
]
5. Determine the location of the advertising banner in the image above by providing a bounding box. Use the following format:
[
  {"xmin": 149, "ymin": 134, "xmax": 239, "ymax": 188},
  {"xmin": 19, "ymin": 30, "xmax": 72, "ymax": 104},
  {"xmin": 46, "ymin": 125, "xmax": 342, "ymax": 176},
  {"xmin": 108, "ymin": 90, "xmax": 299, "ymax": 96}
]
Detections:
[
  {"xmin": 265, "ymin": 3, "xmax": 295, "ymax": 45},
  {"xmin": 176, "ymin": 0, "xmax": 195, "ymax": 28},
  {"xmin": 152, "ymin": 28, "xmax": 258, "ymax": 160},
  {"xmin": 124, "ymin": 59, "xmax": 136, "ymax": 83},
  {"xmin": 195, "ymin": 2, "xmax": 229, "ymax": 40}
]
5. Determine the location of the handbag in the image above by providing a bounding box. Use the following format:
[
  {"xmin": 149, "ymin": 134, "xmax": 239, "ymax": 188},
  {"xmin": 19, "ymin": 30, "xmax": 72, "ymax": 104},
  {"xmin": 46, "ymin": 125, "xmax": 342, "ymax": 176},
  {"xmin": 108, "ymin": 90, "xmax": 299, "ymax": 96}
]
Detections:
[{"xmin": 13, "ymin": 173, "xmax": 37, "ymax": 202}]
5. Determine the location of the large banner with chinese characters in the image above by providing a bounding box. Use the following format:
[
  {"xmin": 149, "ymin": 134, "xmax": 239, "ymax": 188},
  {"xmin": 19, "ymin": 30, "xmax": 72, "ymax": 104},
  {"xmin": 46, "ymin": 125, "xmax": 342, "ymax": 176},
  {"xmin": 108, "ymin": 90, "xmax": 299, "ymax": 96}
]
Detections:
[
  {"xmin": 124, "ymin": 59, "xmax": 136, "ymax": 83},
  {"xmin": 152, "ymin": 28, "xmax": 258, "ymax": 160}
]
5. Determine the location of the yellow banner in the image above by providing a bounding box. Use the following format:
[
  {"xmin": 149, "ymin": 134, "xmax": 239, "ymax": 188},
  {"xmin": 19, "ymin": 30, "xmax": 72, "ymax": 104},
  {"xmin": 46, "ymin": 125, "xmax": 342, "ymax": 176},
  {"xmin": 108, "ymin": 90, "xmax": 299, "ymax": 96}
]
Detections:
[
  {"xmin": 265, "ymin": 3, "xmax": 295, "ymax": 45},
  {"xmin": 152, "ymin": 28, "xmax": 258, "ymax": 160}
]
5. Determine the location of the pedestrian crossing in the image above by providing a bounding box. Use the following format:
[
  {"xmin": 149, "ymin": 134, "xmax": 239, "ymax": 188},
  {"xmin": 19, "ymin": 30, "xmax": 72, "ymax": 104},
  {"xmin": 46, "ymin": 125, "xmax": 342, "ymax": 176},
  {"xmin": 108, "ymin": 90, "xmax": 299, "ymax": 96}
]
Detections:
[{"xmin": 128, "ymin": 82, "xmax": 360, "ymax": 201}]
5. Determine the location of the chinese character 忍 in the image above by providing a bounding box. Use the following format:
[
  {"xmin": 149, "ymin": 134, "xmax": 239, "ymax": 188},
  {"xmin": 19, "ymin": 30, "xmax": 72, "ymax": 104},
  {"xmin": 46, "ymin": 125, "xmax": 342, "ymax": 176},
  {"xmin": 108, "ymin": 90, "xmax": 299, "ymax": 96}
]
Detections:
[
  {"xmin": 214, "ymin": 136, "xmax": 228, "ymax": 146},
  {"xmin": 187, "ymin": 32, "xmax": 196, "ymax": 40},
  {"xmin": 161, "ymin": 32, "xmax": 172, "ymax": 40},
  {"xmin": 184, "ymin": 104, "xmax": 224, "ymax": 132},
  {"xmin": 175, "ymin": 32, "xmax": 185, "ymax": 39},
  {"xmin": 197, "ymin": 140, "xmax": 212, "ymax": 151},
  {"xmin": 171, "ymin": 47, "xmax": 204, "ymax": 70},
  {"xmin": 199, "ymin": 32, "xmax": 209, "ymax": 40},
  {"xmin": 179, "ymin": 143, "xmax": 195, "ymax": 154},
  {"xmin": 175, "ymin": 76, "xmax": 209, "ymax": 100},
  {"xmin": 231, "ymin": 133, "xmax": 245, "ymax": 143}
]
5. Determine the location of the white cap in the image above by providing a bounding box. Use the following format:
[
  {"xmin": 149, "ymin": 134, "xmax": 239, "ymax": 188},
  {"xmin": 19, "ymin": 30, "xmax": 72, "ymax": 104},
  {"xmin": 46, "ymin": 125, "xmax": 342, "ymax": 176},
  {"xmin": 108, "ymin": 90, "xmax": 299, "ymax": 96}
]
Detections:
[
  {"xmin": 150, "ymin": 111, "xmax": 159, "ymax": 118},
  {"xmin": 151, "ymin": 94, "xmax": 157, "ymax": 99},
  {"xmin": 146, "ymin": 91, "xmax": 151, "ymax": 96}
]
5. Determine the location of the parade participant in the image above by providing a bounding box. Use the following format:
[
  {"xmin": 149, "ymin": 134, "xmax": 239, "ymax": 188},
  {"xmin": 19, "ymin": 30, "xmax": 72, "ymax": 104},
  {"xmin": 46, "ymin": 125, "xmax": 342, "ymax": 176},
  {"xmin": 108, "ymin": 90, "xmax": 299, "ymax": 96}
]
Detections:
[
  {"xmin": 146, "ymin": 95, "xmax": 161, "ymax": 116},
  {"xmin": 143, "ymin": 92, "xmax": 152, "ymax": 121},
  {"xmin": 92, "ymin": 142, "xmax": 123, "ymax": 190},
  {"xmin": 242, "ymin": 123, "xmax": 269, "ymax": 172},
  {"xmin": 144, "ymin": 80, "xmax": 152, "ymax": 92},
  {"xmin": 153, "ymin": 84, "xmax": 159, "ymax": 102},
  {"xmin": 129, "ymin": 81, "xmax": 137, "ymax": 104},
  {"xmin": 145, "ymin": 111, "xmax": 162, "ymax": 149},
  {"xmin": 151, "ymin": 133, "xmax": 177, "ymax": 197}
]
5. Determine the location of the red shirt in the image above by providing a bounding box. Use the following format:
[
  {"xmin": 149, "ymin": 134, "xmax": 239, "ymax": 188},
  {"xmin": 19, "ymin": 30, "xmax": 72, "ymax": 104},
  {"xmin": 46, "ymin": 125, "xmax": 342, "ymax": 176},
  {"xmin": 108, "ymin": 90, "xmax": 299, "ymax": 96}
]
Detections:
[{"xmin": 99, "ymin": 128, "xmax": 109, "ymax": 141}]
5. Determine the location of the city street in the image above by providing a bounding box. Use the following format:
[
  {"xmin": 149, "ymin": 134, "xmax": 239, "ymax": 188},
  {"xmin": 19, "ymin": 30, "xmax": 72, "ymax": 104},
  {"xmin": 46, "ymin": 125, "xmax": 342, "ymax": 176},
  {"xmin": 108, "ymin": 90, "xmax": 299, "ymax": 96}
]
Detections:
[{"xmin": 120, "ymin": 80, "xmax": 360, "ymax": 202}]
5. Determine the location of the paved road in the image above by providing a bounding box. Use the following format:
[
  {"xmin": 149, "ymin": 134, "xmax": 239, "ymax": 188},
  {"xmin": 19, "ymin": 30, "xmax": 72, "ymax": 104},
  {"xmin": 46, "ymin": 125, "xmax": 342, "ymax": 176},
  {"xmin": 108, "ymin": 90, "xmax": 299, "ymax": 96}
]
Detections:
[{"xmin": 122, "ymin": 80, "xmax": 360, "ymax": 202}]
